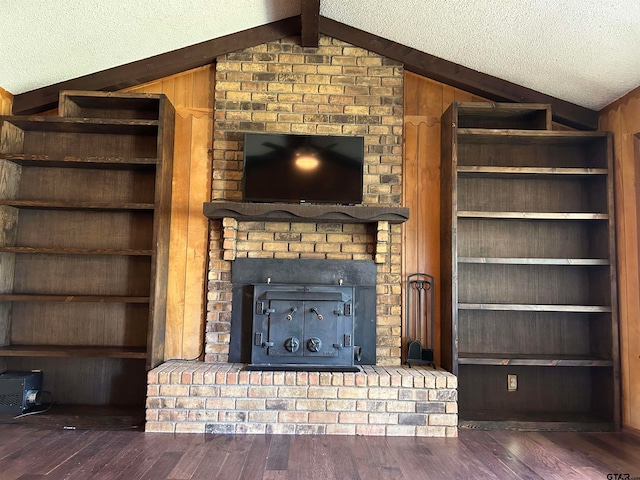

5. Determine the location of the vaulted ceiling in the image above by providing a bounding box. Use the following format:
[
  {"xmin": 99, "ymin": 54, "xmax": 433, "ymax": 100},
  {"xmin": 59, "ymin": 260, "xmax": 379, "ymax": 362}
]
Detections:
[{"xmin": 1, "ymin": 0, "xmax": 638, "ymax": 128}]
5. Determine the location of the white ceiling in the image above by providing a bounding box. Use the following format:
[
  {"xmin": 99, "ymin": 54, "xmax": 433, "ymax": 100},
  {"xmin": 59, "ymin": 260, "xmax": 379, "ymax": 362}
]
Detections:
[{"xmin": 1, "ymin": 0, "xmax": 639, "ymax": 110}]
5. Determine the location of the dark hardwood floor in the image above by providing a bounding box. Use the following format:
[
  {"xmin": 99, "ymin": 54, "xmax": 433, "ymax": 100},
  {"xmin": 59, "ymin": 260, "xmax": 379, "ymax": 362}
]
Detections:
[{"xmin": 1, "ymin": 423, "xmax": 640, "ymax": 479}]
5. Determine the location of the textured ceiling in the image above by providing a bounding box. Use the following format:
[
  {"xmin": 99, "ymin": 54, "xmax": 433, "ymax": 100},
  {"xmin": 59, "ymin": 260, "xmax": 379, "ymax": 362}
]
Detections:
[{"xmin": 1, "ymin": 0, "xmax": 638, "ymax": 110}]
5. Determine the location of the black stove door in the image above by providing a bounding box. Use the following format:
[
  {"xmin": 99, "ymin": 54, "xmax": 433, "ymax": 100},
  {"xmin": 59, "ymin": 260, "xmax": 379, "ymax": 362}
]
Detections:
[{"xmin": 251, "ymin": 284, "xmax": 355, "ymax": 368}]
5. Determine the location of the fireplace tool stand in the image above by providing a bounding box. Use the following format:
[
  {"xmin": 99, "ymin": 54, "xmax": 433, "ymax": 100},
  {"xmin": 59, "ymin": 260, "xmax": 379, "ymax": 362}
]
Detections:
[{"xmin": 405, "ymin": 273, "xmax": 435, "ymax": 368}]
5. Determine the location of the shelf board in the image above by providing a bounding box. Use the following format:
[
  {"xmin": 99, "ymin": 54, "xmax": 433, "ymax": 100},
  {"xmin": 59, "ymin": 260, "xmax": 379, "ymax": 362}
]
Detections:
[
  {"xmin": 0, "ymin": 345, "xmax": 147, "ymax": 359},
  {"xmin": 457, "ymin": 166, "xmax": 608, "ymax": 177},
  {"xmin": 0, "ymin": 200, "xmax": 155, "ymax": 211},
  {"xmin": 457, "ymin": 211, "xmax": 608, "ymax": 220},
  {"xmin": 0, "ymin": 116, "xmax": 159, "ymax": 135},
  {"xmin": 0, "ymin": 153, "xmax": 158, "ymax": 169},
  {"xmin": 459, "ymin": 410, "xmax": 615, "ymax": 432},
  {"xmin": 458, "ymin": 257, "xmax": 609, "ymax": 265},
  {"xmin": 458, "ymin": 353, "xmax": 613, "ymax": 367},
  {"xmin": 459, "ymin": 303, "xmax": 612, "ymax": 313},
  {"xmin": 0, "ymin": 294, "xmax": 150, "ymax": 303},
  {"xmin": 0, "ymin": 246, "xmax": 152, "ymax": 256},
  {"xmin": 1, "ymin": 404, "xmax": 145, "ymax": 430},
  {"xmin": 457, "ymin": 128, "xmax": 608, "ymax": 145}
]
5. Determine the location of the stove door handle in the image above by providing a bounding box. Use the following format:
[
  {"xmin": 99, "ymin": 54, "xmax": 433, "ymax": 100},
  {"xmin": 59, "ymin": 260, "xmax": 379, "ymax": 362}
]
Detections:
[
  {"xmin": 310, "ymin": 307, "xmax": 323, "ymax": 321},
  {"xmin": 286, "ymin": 306, "xmax": 298, "ymax": 321}
]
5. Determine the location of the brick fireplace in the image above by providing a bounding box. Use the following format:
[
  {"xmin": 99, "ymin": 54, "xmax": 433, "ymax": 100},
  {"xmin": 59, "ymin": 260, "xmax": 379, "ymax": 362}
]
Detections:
[
  {"xmin": 145, "ymin": 35, "xmax": 458, "ymax": 436},
  {"xmin": 205, "ymin": 35, "xmax": 406, "ymax": 365}
]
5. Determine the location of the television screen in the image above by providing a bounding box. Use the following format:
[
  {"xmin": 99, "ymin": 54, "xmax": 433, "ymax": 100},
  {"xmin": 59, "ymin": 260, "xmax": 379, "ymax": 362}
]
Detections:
[{"xmin": 242, "ymin": 133, "xmax": 364, "ymax": 204}]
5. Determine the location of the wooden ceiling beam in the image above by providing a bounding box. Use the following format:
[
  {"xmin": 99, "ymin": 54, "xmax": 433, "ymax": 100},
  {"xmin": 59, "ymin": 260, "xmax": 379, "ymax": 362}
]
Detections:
[
  {"xmin": 318, "ymin": 16, "xmax": 598, "ymax": 130},
  {"xmin": 12, "ymin": 16, "xmax": 301, "ymax": 115},
  {"xmin": 300, "ymin": 0, "xmax": 320, "ymax": 47},
  {"xmin": 12, "ymin": 13, "xmax": 598, "ymax": 129}
]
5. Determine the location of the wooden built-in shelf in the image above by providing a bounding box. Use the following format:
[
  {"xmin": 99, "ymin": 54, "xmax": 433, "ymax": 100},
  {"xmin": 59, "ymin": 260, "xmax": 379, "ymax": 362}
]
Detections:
[
  {"xmin": 0, "ymin": 246, "xmax": 152, "ymax": 256},
  {"xmin": 0, "ymin": 91, "xmax": 174, "ymax": 411},
  {"xmin": 0, "ymin": 294, "xmax": 150, "ymax": 303},
  {"xmin": 458, "ymin": 257, "xmax": 609, "ymax": 265},
  {"xmin": 459, "ymin": 411, "xmax": 615, "ymax": 432},
  {"xmin": 203, "ymin": 201, "xmax": 410, "ymax": 224},
  {"xmin": 457, "ymin": 128, "xmax": 608, "ymax": 144},
  {"xmin": 0, "ymin": 200, "xmax": 155, "ymax": 210},
  {"xmin": 458, "ymin": 353, "xmax": 613, "ymax": 367},
  {"xmin": 455, "ymin": 104, "xmax": 551, "ymax": 130},
  {"xmin": 2, "ymin": 116, "xmax": 159, "ymax": 134},
  {"xmin": 0, "ymin": 153, "xmax": 158, "ymax": 168},
  {"xmin": 457, "ymin": 211, "xmax": 608, "ymax": 220},
  {"xmin": 458, "ymin": 303, "xmax": 612, "ymax": 313},
  {"xmin": 0, "ymin": 345, "xmax": 147, "ymax": 359},
  {"xmin": 61, "ymin": 91, "xmax": 162, "ymax": 119},
  {"xmin": 457, "ymin": 166, "xmax": 608, "ymax": 177},
  {"xmin": 441, "ymin": 103, "xmax": 619, "ymax": 429}
]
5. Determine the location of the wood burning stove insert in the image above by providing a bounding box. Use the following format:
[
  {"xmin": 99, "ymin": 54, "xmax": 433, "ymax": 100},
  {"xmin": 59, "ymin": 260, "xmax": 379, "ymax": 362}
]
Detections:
[
  {"xmin": 249, "ymin": 283, "xmax": 359, "ymax": 371},
  {"xmin": 230, "ymin": 259, "xmax": 377, "ymax": 370}
]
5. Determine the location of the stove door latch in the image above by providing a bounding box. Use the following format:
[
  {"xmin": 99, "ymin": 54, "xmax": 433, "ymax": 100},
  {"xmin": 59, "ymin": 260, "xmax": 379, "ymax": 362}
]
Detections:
[
  {"xmin": 333, "ymin": 303, "xmax": 352, "ymax": 316},
  {"xmin": 254, "ymin": 332, "xmax": 274, "ymax": 348},
  {"xmin": 333, "ymin": 334, "xmax": 352, "ymax": 350},
  {"xmin": 255, "ymin": 301, "xmax": 275, "ymax": 315}
]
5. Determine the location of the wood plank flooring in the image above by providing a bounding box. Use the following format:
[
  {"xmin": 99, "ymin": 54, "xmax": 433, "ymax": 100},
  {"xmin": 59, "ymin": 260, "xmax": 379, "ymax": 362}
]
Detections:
[{"xmin": 1, "ymin": 423, "xmax": 640, "ymax": 479}]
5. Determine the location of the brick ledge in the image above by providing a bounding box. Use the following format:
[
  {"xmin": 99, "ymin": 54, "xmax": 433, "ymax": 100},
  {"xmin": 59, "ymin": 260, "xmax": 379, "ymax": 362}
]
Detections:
[{"xmin": 146, "ymin": 361, "xmax": 458, "ymax": 436}]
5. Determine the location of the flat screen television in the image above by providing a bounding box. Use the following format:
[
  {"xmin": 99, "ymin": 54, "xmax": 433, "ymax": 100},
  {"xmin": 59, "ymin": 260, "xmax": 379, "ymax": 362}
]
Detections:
[{"xmin": 242, "ymin": 133, "xmax": 364, "ymax": 204}]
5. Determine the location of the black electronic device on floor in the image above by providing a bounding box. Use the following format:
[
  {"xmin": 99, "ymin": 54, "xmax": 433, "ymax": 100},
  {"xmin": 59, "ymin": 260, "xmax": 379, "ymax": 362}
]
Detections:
[{"xmin": 0, "ymin": 371, "xmax": 43, "ymax": 415}]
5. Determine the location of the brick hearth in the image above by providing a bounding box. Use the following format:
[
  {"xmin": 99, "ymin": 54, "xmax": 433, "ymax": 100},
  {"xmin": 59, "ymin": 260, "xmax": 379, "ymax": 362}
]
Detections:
[{"xmin": 146, "ymin": 361, "xmax": 457, "ymax": 436}]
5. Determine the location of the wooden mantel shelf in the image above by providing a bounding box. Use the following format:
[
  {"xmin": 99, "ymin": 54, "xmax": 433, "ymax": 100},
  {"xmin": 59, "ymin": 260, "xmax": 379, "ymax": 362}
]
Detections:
[{"xmin": 203, "ymin": 201, "xmax": 410, "ymax": 224}]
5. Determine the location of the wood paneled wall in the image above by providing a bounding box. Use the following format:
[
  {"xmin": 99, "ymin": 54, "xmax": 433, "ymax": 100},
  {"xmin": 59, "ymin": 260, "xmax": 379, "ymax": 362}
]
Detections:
[
  {"xmin": 122, "ymin": 66, "xmax": 214, "ymax": 360},
  {"xmin": 600, "ymin": 87, "xmax": 640, "ymax": 431},
  {"xmin": 403, "ymin": 72, "xmax": 486, "ymax": 364},
  {"xmin": 0, "ymin": 87, "xmax": 12, "ymax": 114}
]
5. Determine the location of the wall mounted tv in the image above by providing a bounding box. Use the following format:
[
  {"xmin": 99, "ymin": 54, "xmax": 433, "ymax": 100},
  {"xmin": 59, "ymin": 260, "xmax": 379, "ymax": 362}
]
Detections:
[{"xmin": 242, "ymin": 133, "xmax": 364, "ymax": 204}]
